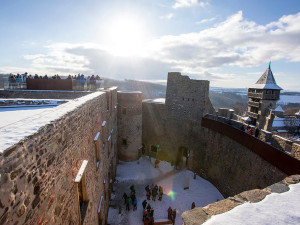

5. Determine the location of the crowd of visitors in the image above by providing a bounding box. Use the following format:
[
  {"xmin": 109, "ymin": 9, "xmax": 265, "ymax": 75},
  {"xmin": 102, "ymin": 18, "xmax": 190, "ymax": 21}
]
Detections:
[
  {"xmin": 7, "ymin": 72, "xmax": 102, "ymax": 90},
  {"xmin": 241, "ymin": 125, "xmax": 259, "ymax": 137}
]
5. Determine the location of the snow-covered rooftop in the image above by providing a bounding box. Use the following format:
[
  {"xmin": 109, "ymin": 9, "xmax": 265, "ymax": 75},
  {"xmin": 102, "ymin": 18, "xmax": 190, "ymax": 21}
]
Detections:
[
  {"xmin": 0, "ymin": 92, "xmax": 104, "ymax": 153},
  {"xmin": 203, "ymin": 183, "xmax": 300, "ymax": 225},
  {"xmin": 249, "ymin": 64, "xmax": 282, "ymax": 90},
  {"xmin": 274, "ymin": 105, "xmax": 284, "ymax": 112},
  {"xmin": 143, "ymin": 98, "xmax": 166, "ymax": 104},
  {"xmin": 272, "ymin": 118, "xmax": 285, "ymax": 128}
]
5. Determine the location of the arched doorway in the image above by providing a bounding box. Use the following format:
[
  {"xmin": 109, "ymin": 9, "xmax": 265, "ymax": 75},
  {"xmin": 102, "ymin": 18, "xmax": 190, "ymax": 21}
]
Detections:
[{"xmin": 176, "ymin": 146, "xmax": 189, "ymax": 169}]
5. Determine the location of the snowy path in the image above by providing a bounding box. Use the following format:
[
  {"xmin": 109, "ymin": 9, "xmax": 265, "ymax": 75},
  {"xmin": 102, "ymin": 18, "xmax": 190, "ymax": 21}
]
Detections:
[{"xmin": 107, "ymin": 157, "xmax": 224, "ymax": 225}]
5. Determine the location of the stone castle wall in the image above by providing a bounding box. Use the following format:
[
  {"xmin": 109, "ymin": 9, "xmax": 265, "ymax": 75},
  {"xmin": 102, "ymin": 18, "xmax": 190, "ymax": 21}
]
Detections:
[
  {"xmin": 165, "ymin": 72, "xmax": 214, "ymax": 122},
  {"xmin": 117, "ymin": 91, "xmax": 142, "ymax": 161},
  {"xmin": 142, "ymin": 100, "xmax": 176, "ymax": 161},
  {"xmin": 192, "ymin": 124, "xmax": 287, "ymax": 197},
  {"xmin": 0, "ymin": 89, "xmax": 118, "ymax": 225}
]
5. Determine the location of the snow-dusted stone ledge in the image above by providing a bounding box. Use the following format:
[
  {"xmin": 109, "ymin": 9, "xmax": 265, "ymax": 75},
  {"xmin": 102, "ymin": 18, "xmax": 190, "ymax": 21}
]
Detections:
[{"xmin": 182, "ymin": 174, "xmax": 300, "ymax": 225}]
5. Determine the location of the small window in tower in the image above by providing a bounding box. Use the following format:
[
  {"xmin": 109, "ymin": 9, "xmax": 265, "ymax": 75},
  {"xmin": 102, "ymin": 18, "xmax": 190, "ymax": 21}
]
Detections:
[
  {"xmin": 122, "ymin": 139, "xmax": 127, "ymax": 146},
  {"xmin": 122, "ymin": 108, "xmax": 126, "ymax": 114},
  {"xmin": 182, "ymin": 97, "xmax": 184, "ymax": 101},
  {"xmin": 188, "ymin": 98, "xmax": 189, "ymax": 101}
]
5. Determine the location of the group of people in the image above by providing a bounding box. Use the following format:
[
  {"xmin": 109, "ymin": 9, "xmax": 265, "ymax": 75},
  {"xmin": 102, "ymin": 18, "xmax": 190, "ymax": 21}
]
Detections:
[
  {"xmin": 7, "ymin": 72, "xmax": 101, "ymax": 83},
  {"xmin": 145, "ymin": 184, "xmax": 163, "ymax": 201},
  {"xmin": 142, "ymin": 200, "xmax": 155, "ymax": 225},
  {"xmin": 8, "ymin": 72, "xmax": 65, "ymax": 84},
  {"xmin": 241, "ymin": 125, "xmax": 259, "ymax": 137},
  {"xmin": 123, "ymin": 185, "xmax": 137, "ymax": 211},
  {"xmin": 122, "ymin": 183, "xmax": 198, "ymax": 225},
  {"xmin": 7, "ymin": 72, "xmax": 102, "ymax": 90}
]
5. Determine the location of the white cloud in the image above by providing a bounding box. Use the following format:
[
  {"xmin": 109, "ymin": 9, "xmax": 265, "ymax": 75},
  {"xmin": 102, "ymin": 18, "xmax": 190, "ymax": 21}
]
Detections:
[
  {"xmin": 196, "ymin": 17, "xmax": 216, "ymax": 24},
  {"xmin": 160, "ymin": 13, "xmax": 174, "ymax": 20},
  {"xmin": 147, "ymin": 11, "xmax": 300, "ymax": 70},
  {"xmin": 11, "ymin": 11, "xmax": 300, "ymax": 88},
  {"xmin": 173, "ymin": 0, "xmax": 208, "ymax": 9}
]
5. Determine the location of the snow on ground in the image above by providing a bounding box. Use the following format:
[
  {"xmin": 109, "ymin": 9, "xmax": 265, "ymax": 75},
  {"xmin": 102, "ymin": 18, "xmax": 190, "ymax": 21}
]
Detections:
[
  {"xmin": 203, "ymin": 183, "xmax": 300, "ymax": 225},
  {"xmin": 0, "ymin": 106, "xmax": 57, "ymax": 128},
  {"xmin": 108, "ymin": 157, "xmax": 224, "ymax": 225},
  {"xmin": 0, "ymin": 92, "xmax": 103, "ymax": 152}
]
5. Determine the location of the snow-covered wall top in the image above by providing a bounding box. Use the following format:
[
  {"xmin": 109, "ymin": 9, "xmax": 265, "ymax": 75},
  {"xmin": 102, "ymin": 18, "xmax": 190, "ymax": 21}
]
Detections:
[{"xmin": 0, "ymin": 92, "xmax": 104, "ymax": 153}]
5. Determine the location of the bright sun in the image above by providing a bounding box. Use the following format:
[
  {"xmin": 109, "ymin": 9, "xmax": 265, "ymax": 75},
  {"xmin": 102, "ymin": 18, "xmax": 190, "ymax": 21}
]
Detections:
[{"xmin": 105, "ymin": 15, "xmax": 146, "ymax": 57}]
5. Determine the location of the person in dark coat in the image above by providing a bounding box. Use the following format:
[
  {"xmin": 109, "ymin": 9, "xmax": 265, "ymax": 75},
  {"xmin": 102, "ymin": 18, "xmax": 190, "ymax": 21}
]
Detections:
[
  {"xmin": 126, "ymin": 196, "xmax": 131, "ymax": 211},
  {"xmin": 152, "ymin": 187, "xmax": 157, "ymax": 201},
  {"xmin": 146, "ymin": 190, "xmax": 150, "ymax": 200},
  {"xmin": 255, "ymin": 127, "xmax": 259, "ymax": 137},
  {"xmin": 172, "ymin": 209, "xmax": 176, "ymax": 225},
  {"xmin": 150, "ymin": 208, "xmax": 154, "ymax": 217},
  {"xmin": 167, "ymin": 207, "xmax": 172, "ymax": 220},
  {"xmin": 158, "ymin": 191, "xmax": 163, "ymax": 201},
  {"xmin": 142, "ymin": 200, "xmax": 147, "ymax": 209},
  {"xmin": 130, "ymin": 185, "xmax": 136, "ymax": 194},
  {"xmin": 191, "ymin": 202, "xmax": 195, "ymax": 209},
  {"xmin": 149, "ymin": 216, "xmax": 154, "ymax": 225},
  {"xmin": 145, "ymin": 185, "xmax": 150, "ymax": 192},
  {"xmin": 144, "ymin": 217, "xmax": 150, "ymax": 225},
  {"xmin": 123, "ymin": 193, "xmax": 127, "ymax": 205},
  {"xmin": 146, "ymin": 204, "xmax": 151, "ymax": 213},
  {"xmin": 131, "ymin": 193, "xmax": 136, "ymax": 205}
]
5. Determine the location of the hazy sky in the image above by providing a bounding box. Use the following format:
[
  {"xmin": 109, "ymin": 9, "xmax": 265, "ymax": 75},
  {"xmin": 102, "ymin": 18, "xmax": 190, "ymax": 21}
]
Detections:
[{"xmin": 0, "ymin": 0, "xmax": 300, "ymax": 90}]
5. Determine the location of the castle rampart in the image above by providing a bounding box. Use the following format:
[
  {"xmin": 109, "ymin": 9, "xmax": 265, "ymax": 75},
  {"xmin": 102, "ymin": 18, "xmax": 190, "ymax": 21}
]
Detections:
[{"xmin": 0, "ymin": 89, "xmax": 118, "ymax": 225}]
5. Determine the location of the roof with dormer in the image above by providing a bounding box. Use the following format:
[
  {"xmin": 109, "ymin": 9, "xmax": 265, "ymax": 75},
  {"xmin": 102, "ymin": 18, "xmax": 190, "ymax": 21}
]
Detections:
[
  {"xmin": 274, "ymin": 105, "xmax": 284, "ymax": 112},
  {"xmin": 249, "ymin": 63, "xmax": 282, "ymax": 90}
]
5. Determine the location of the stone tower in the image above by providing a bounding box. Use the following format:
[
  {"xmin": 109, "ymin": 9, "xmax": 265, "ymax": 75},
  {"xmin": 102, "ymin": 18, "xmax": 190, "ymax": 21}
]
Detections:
[
  {"xmin": 165, "ymin": 72, "xmax": 215, "ymax": 122},
  {"xmin": 117, "ymin": 91, "xmax": 142, "ymax": 161},
  {"xmin": 247, "ymin": 63, "xmax": 282, "ymax": 130}
]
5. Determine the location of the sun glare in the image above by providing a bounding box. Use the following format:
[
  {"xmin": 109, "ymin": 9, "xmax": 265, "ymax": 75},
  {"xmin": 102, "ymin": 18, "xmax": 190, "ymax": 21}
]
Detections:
[{"xmin": 105, "ymin": 14, "xmax": 146, "ymax": 57}]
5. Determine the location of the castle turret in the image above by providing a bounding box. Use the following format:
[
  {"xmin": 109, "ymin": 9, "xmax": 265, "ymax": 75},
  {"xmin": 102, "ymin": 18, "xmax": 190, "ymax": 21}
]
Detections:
[
  {"xmin": 117, "ymin": 91, "xmax": 142, "ymax": 161},
  {"xmin": 247, "ymin": 63, "xmax": 282, "ymax": 130}
]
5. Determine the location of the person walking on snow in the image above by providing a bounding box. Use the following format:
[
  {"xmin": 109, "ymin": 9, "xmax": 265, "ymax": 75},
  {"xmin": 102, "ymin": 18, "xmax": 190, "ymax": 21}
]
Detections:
[
  {"xmin": 142, "ymin": 200, "xmax": 147, "ymax": 209},
  {"xmin": 142, "ymin": 209, "xmax": 147, "ymax": 221},
  {"xmin": 191, "ymin": 202, "xmax": 195, "ymax": 209},
  {"xmin": 123, "ymin": 193, "xmax": 127, "ymax": 205},
  {"xmin": 126, "ymin": 196, "xmax": 131, "ymax": 211},
  {"xmin": 172, "ymin": 209, "xmax": 176, "ymax": 225},
  {"xmin": 152, "ymin": 187, "xmax": 157, "ymax": 201},
  {"xmin": 146, "ymin": 190, "xmax": 150, "ymax": 200},
  {"xmin": 167, "ymin": 207, "xmax": 172, "ymax": 220},
  {"xmin": 133, "ymin": 198, "xmax": 137, "ymax": 211}
]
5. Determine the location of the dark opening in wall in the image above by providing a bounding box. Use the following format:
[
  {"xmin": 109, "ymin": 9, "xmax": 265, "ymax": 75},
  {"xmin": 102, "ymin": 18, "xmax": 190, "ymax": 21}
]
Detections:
[
  {"xmin": 75, "ymin": 160, "xmax": 89, "ymax": 225},
  {"xmin": 122, "ymin": 108, "xmax": 126, "ymax": 114},
  {"xmin": 122, "ymin": 139, "xmax": 127, "ymax": 146}
]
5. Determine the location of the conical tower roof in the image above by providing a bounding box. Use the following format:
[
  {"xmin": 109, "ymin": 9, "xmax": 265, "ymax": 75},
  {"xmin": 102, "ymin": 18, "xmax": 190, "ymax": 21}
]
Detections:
[{"xmin": 250, "ymin": 63, "xmax": 282, "ymax": 90}]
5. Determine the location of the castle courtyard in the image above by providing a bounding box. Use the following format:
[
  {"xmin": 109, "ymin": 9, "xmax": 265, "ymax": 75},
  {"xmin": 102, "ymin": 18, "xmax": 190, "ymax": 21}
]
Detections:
[{"xmin": 107, "ymin": 157, "xmax": 224, "ymax": 225}]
